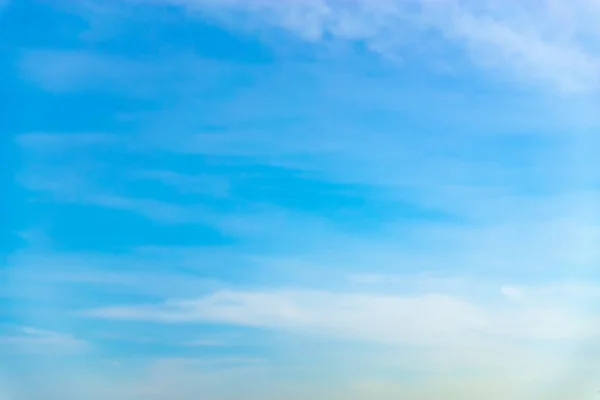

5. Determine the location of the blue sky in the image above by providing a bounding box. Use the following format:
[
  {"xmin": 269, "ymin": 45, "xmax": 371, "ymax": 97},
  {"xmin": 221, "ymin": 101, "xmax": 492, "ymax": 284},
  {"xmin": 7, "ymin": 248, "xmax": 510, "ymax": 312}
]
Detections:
[{"xmin": 3, "ymin": 0, "xmax": 600, "ymax": 399}]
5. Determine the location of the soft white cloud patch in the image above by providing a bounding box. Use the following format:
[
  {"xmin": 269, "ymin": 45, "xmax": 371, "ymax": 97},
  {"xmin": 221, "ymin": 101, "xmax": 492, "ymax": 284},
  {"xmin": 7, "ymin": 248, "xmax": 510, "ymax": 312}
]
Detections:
[
  {"xmin": 86, "ymin": 286, "xmax": 600, "ymax": 344},
  {"xmin": 501, "ymin": 285, "xmax": 524, "ymax": 302},
  {"xmin": 443, "ymin": 2, "xmax": 600, "ymax": 93},
  {"xmin": 162, "ymin": 0, "xmax": 600, "ymax": 93},
  {"xmin": 0, "ymin": 327, "xmax": 88, "ymax": 354}
]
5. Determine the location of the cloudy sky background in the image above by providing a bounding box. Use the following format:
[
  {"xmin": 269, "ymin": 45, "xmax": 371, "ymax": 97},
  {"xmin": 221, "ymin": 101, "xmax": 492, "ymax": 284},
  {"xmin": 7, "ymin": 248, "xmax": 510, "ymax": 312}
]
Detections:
[{"xmin": 3, "ymin": 0, "xmax": 600, "ymax": 399}]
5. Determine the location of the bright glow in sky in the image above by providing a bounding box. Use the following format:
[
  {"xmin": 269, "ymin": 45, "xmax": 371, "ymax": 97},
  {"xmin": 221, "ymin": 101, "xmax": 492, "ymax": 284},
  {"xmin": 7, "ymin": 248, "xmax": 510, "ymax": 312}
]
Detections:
[{"xmin": 3, "ymin": 1, "xmax": 600, "ymax": 399}]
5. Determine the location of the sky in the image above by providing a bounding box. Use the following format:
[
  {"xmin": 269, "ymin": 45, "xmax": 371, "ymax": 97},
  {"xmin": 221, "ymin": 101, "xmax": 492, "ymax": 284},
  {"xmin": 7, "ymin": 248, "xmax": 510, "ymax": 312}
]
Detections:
[{"xmin": 3, "ymin": 0, "xmax": 600, "ymax": 399}]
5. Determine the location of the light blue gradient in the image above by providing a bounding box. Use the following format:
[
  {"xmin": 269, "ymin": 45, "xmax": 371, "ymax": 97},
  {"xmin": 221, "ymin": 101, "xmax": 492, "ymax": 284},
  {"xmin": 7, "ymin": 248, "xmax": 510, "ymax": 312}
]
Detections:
[{"xmin": 3, "ymin": 1, "xmax": 600, "ymax": 399}]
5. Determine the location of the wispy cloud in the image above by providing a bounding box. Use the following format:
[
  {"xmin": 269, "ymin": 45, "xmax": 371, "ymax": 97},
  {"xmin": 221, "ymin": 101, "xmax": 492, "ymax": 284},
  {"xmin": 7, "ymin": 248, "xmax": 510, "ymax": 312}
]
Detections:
[
  {"xmin": 157, "ymin": 0, "xmax": 600, "ymax": 94},
  {"xmin": 16, "ymin": 133, "xmax": 118, "ymax": 151},
  {"xmin": 19, "ymin": 50, "xmax": 138, "ymax": 93},
  {"xmin": 0, "ymin": 327, "xmax": 88, "ymax": 355},
  {"xmin": 184, "ymin": 339, "xmax": 225, "ymax": 347},
  {"xmin": 84, "ymin": 284, "xmax": 599, "ymax": 344},
  {"xmin": 128, "ymin": 170, "xmax": 231, "ymax": 197}
]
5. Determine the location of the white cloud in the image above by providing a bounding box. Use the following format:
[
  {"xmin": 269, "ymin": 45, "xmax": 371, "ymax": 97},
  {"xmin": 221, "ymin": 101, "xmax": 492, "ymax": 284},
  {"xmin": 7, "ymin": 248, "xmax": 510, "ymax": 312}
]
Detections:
[
  {"xmin": 500, "ymin": 285, "xmax": 524, "ymax": 301},
  {"xmin": 442, "ymin": 2, "xmax": 600, "ymax": 93},
  {"xmin": 159, "ymin": 0, "xmax": 600, "ymax": 94},
  {"xmin": 85, "ymin": 285, "xmax": 600, "ymax": 344},
  {"xmin": 0, "ymin": 327, "xmax": 88, "ymax": 354}
]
